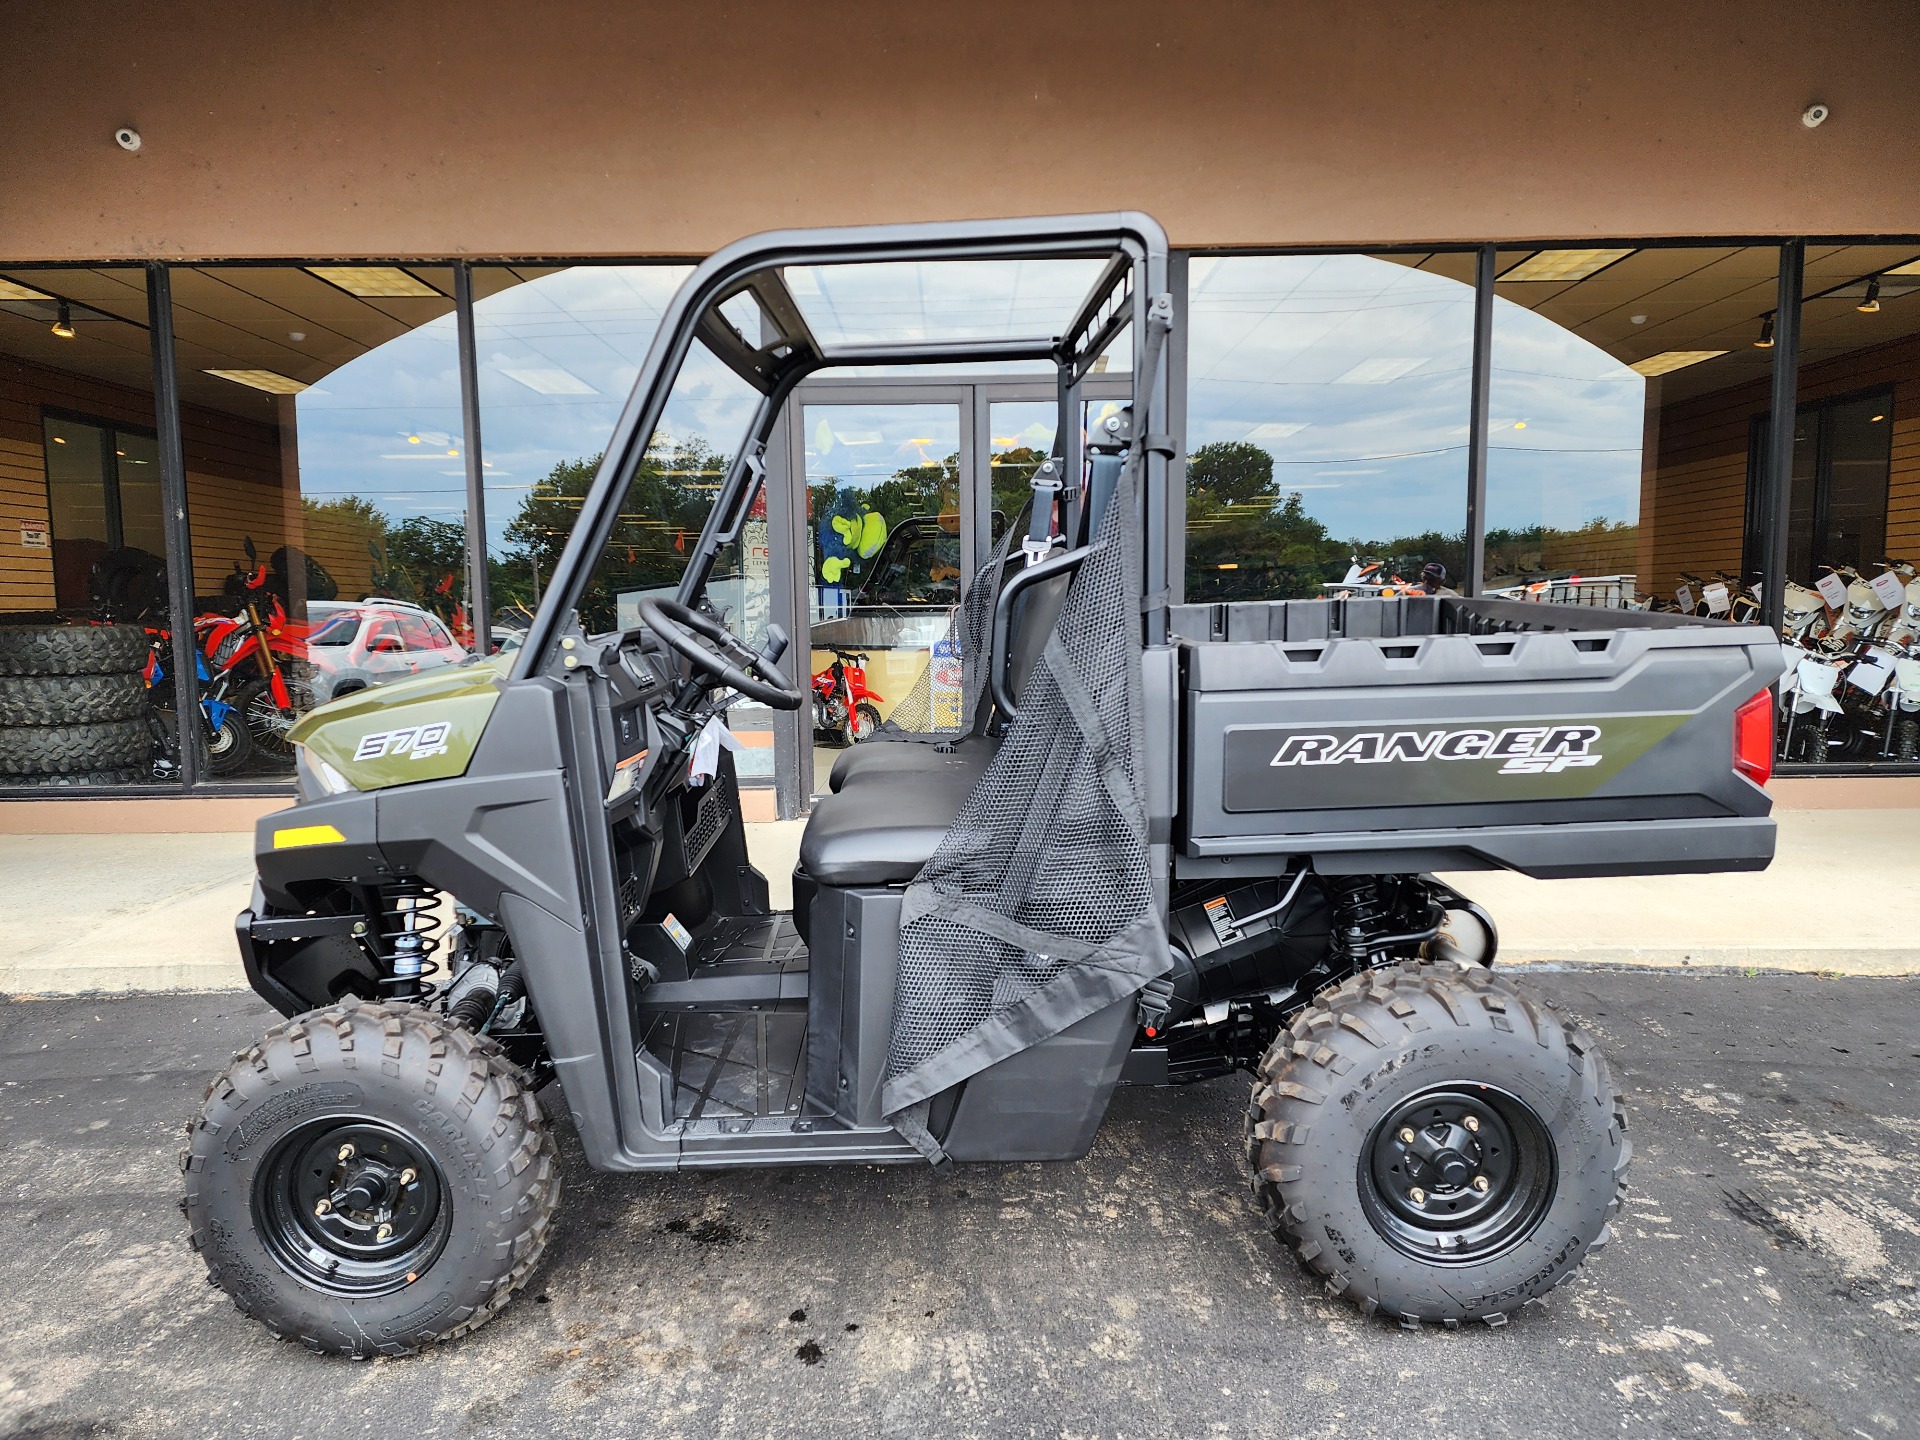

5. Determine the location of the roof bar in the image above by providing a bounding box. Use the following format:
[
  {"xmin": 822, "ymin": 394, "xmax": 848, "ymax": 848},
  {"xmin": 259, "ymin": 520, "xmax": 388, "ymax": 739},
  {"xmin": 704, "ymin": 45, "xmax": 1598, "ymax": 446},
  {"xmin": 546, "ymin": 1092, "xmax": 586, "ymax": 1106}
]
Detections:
[{"xmin": 820, "ymin": 337, "xmax": 1061, "ymax": 365}]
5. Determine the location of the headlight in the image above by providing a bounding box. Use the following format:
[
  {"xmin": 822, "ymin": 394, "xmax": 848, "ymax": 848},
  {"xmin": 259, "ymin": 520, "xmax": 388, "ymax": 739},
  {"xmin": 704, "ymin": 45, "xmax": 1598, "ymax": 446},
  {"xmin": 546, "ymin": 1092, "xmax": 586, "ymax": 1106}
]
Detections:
[{"xmin": 295, "ymin": 743, "xmax": 357, "ymax": 798}]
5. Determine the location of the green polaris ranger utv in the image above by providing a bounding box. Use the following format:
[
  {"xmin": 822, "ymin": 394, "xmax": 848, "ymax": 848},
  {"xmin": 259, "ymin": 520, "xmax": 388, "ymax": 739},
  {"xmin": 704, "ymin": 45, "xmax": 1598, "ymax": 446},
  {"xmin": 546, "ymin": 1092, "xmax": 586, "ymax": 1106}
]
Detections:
[{"xmin": 182, "ymin": 214, "xmax": 1783, "ymax": 1355}]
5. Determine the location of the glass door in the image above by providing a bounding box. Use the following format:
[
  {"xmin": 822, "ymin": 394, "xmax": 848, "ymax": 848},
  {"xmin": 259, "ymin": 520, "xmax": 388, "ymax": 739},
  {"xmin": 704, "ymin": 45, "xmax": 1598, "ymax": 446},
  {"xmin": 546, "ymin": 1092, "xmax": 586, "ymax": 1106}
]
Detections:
[
  {"xmin": 766, "ymin": 375, "xmax": 1134, "ymax": 812},
  {"xmin": 795, "ymin": 393, "xmax": 968, "ymax": 796}
]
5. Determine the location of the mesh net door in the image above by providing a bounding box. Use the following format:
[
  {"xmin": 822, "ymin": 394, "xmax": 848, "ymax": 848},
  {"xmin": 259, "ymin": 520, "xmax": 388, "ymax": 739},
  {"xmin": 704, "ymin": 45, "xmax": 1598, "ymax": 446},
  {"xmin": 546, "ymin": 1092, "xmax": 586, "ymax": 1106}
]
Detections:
[{"xmin": 881, "ymin": 455, "xmax": 1167, "ymax": 1117}]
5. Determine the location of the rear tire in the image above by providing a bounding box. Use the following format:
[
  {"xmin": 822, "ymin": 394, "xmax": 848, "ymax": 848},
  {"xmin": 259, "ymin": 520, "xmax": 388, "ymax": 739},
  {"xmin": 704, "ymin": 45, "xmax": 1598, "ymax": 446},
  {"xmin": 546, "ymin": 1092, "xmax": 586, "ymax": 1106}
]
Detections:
[
  {"xmin": 852, "ymin": 702, "xmax": 883, "ymax": 742},
  {"xmin": 0, "ymin": 718, "xmax": 151, "ymax": 775},
  {"xmin": 1246, "ymin": 962, "xmax": 1628, "ymax": 1327},
  {"xmin": 1894, "ymin": 714, "xmax": 1919, "ymax": 763},
  {"xmin": 182, "ymin": 999, "xmax": 560, "ymax": 1358}
]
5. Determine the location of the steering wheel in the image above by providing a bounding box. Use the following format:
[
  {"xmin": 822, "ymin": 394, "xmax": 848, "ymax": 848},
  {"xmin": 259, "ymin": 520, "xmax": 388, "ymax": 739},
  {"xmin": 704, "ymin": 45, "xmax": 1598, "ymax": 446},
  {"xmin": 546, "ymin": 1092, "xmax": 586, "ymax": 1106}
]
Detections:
[{"xmin": 633, "ymin": 595, "xmax": 804, "ymax": 710}]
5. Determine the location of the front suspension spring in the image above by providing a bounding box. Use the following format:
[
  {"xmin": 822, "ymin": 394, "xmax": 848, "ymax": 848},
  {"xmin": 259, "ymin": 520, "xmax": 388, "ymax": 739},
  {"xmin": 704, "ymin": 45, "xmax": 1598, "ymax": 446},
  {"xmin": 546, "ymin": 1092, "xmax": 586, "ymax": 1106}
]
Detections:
[{"xmin": 374, "ymin": 879, "xmax": 444, "ymax": 1000}]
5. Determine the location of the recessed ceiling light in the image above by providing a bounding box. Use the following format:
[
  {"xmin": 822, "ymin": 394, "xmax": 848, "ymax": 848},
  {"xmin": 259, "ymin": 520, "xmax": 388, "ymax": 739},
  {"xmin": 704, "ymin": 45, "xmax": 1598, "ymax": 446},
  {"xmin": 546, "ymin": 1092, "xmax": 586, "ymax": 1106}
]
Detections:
[
  {"xmin": 305, "ymin": 266, "xmax": 441, "ymax": 298},
  {"xmin": 1886, "ymin": 259, "xmax": 1920, "ymax": 277},
  {"xmin": 1629, "ymin": 350, "xmax": 1728, "ymax": 377},
  {"xmin": 0, "ymin": 278, "xmax": 53, "ymax": 302},
  {"xmin": 205, "ymin": 368, "xmax": 307, "ymax": 394},
  {"xmin": 288, "ymin": 330, "xmax": 306, "ymax": 342},
  {"xmin": 1498, "ymin": 249, "xmax": 1635, "ymax": 283},
  {"xmin": 1333, "ymin": 357, "xmax": 1425, "ymax": 384},
  {"xmin": 1246, "ymin": 421, "xmax": 1309, "ymax": 441}
]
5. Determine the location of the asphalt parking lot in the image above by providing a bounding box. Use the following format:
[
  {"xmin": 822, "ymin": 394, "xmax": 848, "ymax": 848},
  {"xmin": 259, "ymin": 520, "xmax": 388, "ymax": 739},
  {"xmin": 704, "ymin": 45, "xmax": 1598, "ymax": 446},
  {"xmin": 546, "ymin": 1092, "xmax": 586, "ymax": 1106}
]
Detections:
[{"xmin": 1, "ymin": 970, "xmax": 1915, "ymax": 1440}]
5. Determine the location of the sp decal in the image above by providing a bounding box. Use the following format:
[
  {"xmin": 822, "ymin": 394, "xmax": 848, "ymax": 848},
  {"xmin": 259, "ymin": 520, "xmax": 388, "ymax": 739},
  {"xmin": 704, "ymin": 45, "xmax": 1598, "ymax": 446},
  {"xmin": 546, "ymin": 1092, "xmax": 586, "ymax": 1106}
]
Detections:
[
  {"xmin": 354, "ymin": 721, "xmax": 453, "ymax": 762},
  {"xmin": 1271, "ymin": 724, "xmax": 1603, "ymax": 776}
]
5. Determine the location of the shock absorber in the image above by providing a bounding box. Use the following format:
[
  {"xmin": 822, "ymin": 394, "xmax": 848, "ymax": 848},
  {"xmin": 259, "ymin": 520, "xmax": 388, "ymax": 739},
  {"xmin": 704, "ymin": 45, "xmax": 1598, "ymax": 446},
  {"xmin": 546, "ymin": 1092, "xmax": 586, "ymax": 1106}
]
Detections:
[
  {"xmin": 1324, "ymin": 874, "xmax": 1447, "ymax": 968},
  {"xmin": 375, "ymin": 879, "xmax": 445, "ymax": 1000},
  {"xmin": 1324, "ymin": 875, "xmax": 1394, "ymax": 966}
]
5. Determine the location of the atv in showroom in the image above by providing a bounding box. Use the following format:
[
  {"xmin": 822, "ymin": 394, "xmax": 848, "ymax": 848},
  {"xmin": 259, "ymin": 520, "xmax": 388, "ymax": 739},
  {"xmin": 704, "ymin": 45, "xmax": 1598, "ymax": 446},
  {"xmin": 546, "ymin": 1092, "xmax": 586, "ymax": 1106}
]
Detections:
[{"xmin": 182, "ymin": 214, "xmax": 1782, "ymax": 1354}]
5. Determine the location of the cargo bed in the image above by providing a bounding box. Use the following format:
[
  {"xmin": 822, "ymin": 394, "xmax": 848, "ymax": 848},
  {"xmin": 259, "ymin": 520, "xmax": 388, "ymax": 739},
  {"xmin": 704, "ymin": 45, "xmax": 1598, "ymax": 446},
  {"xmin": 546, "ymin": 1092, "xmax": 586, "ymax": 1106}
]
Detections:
[{"xmin": 1164, "ymin": 596, "xmax": 1782, "ymax": 880}]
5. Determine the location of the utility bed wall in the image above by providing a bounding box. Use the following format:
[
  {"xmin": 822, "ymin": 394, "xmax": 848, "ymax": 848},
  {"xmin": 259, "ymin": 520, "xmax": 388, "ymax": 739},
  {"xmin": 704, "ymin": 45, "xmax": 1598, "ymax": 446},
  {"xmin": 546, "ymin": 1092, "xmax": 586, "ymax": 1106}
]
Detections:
[{"xmin": 1167, "ymin": 597, "xmax": 1780, "ymax": 879}]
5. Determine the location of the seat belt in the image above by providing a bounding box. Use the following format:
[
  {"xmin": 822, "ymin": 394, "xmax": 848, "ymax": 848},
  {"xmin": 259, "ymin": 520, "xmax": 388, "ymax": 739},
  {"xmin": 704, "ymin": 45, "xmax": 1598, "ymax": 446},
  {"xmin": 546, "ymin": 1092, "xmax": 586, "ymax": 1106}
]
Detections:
[{"xmin": 1022, "ymin": 456, "xmax": 1065, "ymax": 568}]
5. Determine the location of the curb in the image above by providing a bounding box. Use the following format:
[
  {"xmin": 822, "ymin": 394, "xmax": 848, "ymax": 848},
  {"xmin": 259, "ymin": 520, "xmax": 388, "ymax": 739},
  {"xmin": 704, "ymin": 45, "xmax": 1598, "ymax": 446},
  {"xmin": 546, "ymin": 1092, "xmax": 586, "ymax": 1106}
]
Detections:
[
  {"xmin": 1500, "ymin": 947, "xmax": 1920, "ymax": 977},
  {"xmin": 7, "ymin": 952, "xmax": 1917, "ymax": 1000}
]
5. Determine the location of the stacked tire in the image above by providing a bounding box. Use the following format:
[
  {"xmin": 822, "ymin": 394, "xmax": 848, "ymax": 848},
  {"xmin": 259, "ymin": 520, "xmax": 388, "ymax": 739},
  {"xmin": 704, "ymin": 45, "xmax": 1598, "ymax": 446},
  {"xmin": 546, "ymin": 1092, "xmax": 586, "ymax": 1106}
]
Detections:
[{"xmin": 0, "ymin": 624, "xmax": 153, "ymax": 787}]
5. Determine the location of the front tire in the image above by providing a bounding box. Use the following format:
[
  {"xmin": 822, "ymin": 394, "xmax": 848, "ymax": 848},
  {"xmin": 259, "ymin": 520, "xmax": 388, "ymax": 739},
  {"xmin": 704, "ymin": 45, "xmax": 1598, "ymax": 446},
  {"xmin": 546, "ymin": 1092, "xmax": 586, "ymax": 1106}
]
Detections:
[
  {"xmin": 182, "ymin": 999, "xmax": 560, "ymax": 1357},
  {"xmin": 236, "ymin": 663, "xmax": 317, "ymax": 765},
  {"xmin": 1246, "ymin": 962, "xmax": 1628, "ymax": 1327}
]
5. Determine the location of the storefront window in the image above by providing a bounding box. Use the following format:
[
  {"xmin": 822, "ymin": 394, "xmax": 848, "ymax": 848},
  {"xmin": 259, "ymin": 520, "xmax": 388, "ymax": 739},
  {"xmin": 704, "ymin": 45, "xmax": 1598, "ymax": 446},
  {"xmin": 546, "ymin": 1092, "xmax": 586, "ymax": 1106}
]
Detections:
[
  {"xmin": 469, "ymin": 264, "xmax": 693, "ymax": 629},
  {"xmin": 1487, "ymin": 246, "xmax": 1780, "ymax": 609},
  {"xmin": 1185, "ymin": 253, "xmax": 1477, "ymax": 601},
  {"xmin": 0, "ymin": 266, "xmax": 179, "ymax": 789},
  {"xmin": 167, "ymin": 265, "xmax": 465, "ymax": 782},
  {"xmin": 468, "ymin": 264, "xmax": 780, "ymax": 775},
  {"xmin": 1765, "ymin": 243, "xmax": 1920, "ymax": 767}
]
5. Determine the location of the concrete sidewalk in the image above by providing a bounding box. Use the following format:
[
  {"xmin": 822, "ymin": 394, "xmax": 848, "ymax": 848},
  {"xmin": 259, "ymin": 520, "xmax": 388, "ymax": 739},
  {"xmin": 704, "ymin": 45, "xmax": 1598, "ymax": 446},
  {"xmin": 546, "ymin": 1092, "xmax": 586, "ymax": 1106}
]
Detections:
[{"xmin": 0, "ymin": 811, "xmax": 1914, "ymax": 994}]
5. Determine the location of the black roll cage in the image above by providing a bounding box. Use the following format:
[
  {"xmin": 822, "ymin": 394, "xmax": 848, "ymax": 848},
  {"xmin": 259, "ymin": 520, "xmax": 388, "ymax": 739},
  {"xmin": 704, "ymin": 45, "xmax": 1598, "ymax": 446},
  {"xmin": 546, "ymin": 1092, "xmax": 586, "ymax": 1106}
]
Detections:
[{"xmin": 511, "ymin": 212, "xmax": 1175, "ymax": 679}]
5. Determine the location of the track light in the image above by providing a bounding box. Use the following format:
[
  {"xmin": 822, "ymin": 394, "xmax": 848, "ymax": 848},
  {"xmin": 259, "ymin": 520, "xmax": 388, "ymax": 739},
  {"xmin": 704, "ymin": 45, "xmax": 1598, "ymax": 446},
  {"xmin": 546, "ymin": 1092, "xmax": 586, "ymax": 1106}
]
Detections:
[
  {"xmin": 1858, "ymin": 276, "xmax": 1881, "ymax": 314},
  {"xmin": 50, "ymin": 302, "xmax": 75, "ymax": 339},
  {"xmin": 1754, "ymin": 314, "xmax": 1775, "ymax": 348}
]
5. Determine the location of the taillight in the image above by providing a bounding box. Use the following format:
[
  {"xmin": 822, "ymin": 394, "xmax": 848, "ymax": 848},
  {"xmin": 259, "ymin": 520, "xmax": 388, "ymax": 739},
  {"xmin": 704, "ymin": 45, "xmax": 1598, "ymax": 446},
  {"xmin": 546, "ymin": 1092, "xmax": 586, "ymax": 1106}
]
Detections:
[{"xmin": 1733, "ymin": 689, "xmax": 1773, "ymax": 787}]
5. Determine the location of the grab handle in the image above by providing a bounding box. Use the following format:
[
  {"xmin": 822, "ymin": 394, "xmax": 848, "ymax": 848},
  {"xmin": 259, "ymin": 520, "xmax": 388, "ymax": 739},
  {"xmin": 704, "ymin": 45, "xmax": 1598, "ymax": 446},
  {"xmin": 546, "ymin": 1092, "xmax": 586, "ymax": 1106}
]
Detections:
[{"xmin": 989, "ymin": 542, "xmax": 1102, "ymax": 720}]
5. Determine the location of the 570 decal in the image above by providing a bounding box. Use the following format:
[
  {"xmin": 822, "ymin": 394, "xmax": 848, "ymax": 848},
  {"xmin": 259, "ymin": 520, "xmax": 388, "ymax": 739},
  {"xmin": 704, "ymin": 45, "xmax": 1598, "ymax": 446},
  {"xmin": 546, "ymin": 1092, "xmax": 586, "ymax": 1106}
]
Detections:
[
  {"xmin": 354, "ymin": 721, "xmax": 454, "ymax": 762},
  {"xmin": 1270, "ymin": 724, "xmax": 1604, "ymax": 776}
]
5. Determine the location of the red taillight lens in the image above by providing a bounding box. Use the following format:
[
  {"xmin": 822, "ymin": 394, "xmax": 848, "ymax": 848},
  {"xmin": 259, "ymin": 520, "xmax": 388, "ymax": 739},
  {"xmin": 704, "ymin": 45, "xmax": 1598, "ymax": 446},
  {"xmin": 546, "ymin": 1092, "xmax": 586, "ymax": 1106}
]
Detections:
[{"xmin": 1734, "ymin": 689, "xmax": 1773, "ymax": 787}]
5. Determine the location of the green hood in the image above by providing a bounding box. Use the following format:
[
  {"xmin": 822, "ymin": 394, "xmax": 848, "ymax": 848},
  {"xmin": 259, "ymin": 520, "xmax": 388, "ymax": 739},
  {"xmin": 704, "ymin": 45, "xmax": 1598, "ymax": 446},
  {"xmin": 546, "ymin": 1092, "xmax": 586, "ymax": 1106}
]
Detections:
[{"xmin": 291, "ymin": 657, "xmax": 508, "ymax": 791}]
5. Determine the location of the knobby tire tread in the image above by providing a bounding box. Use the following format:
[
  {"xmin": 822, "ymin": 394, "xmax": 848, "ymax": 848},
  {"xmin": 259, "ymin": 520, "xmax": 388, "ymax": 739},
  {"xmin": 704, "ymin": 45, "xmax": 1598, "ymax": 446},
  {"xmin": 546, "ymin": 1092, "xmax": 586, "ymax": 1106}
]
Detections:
[
  {"xmin": 1244, "ymin": 961, "xmax": 1629, "ymax": 1328},
  {"xmin": 180, "ymin": 997, "xmax": 561, "ymax": 1358}
]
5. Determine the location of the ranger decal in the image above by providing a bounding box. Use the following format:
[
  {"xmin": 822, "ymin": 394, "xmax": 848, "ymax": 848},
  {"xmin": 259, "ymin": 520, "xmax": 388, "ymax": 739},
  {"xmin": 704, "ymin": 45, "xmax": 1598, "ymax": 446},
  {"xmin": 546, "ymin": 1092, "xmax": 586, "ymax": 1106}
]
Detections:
[{"xmin": 1270, "ymin": 724, "xmax": 1603, "ymax": 776}]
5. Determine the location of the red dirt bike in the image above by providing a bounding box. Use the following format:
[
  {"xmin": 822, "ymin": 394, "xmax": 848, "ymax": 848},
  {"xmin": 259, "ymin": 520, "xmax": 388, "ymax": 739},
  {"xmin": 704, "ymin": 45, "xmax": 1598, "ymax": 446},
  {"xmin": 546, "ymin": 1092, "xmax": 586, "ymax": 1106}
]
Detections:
[
  {"xmin": 811, "ymin": 647, "xmax": 884, "ymax": 747},
  {"xmin": 204, "ymin": 539, "xmax": 319, "ymax": 767}
]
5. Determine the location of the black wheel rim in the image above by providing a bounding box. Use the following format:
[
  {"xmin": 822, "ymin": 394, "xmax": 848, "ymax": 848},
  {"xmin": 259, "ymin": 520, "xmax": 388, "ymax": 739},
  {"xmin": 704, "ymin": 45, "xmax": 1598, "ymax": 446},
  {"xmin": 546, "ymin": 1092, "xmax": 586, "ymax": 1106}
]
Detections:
[
  {"xmin": 253, "ymin": 1117, "xmax": 449, "ymax": 1296},
  {"xmin": 1358, "ymin": 1084, "xmax": 1556, "ymax": 1266}
]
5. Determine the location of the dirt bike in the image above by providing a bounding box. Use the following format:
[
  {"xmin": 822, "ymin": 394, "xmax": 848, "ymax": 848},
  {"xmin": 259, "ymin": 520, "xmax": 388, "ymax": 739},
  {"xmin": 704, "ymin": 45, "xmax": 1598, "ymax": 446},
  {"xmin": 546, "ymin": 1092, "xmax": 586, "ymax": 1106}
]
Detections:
[
  {"xmin": 208, "ymin": 539, "xmax": 319, "ymax": 767},
  {"xmin": 1776, "ymin": 561, "xmax": 1917, "ymax": 763},
  {"xmin": 141, "ymin": 624, "xmax": 252, "ymax": 777},
  {"xmin": 811, "ymin": 647, "xmax": 884, "ymax": 746}
]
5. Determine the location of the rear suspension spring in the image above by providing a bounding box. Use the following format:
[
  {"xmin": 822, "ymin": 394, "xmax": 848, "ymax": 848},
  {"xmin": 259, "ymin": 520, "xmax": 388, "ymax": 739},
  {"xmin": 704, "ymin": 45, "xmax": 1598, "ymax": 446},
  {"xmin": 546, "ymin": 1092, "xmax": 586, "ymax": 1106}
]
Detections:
[
  {"xmin": 1324, "ymin": 875, "xmax": 1443, "ymax": 967},
  {"xmin": 374, "ymin": 879, "xmax": 445, "ymax": 1000},
  {"xmin": 1325, "ymin": 876, "xmax": 1393, "ymax": 965}
]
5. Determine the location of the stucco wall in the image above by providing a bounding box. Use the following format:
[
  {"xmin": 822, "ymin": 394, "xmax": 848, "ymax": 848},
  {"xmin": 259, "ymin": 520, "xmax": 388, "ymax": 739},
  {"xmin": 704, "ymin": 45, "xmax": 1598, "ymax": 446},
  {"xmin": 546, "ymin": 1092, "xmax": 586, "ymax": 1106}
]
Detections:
[{"xmin": 1, "ymin": 0, "xmax": 1915, "ymax": 262}]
